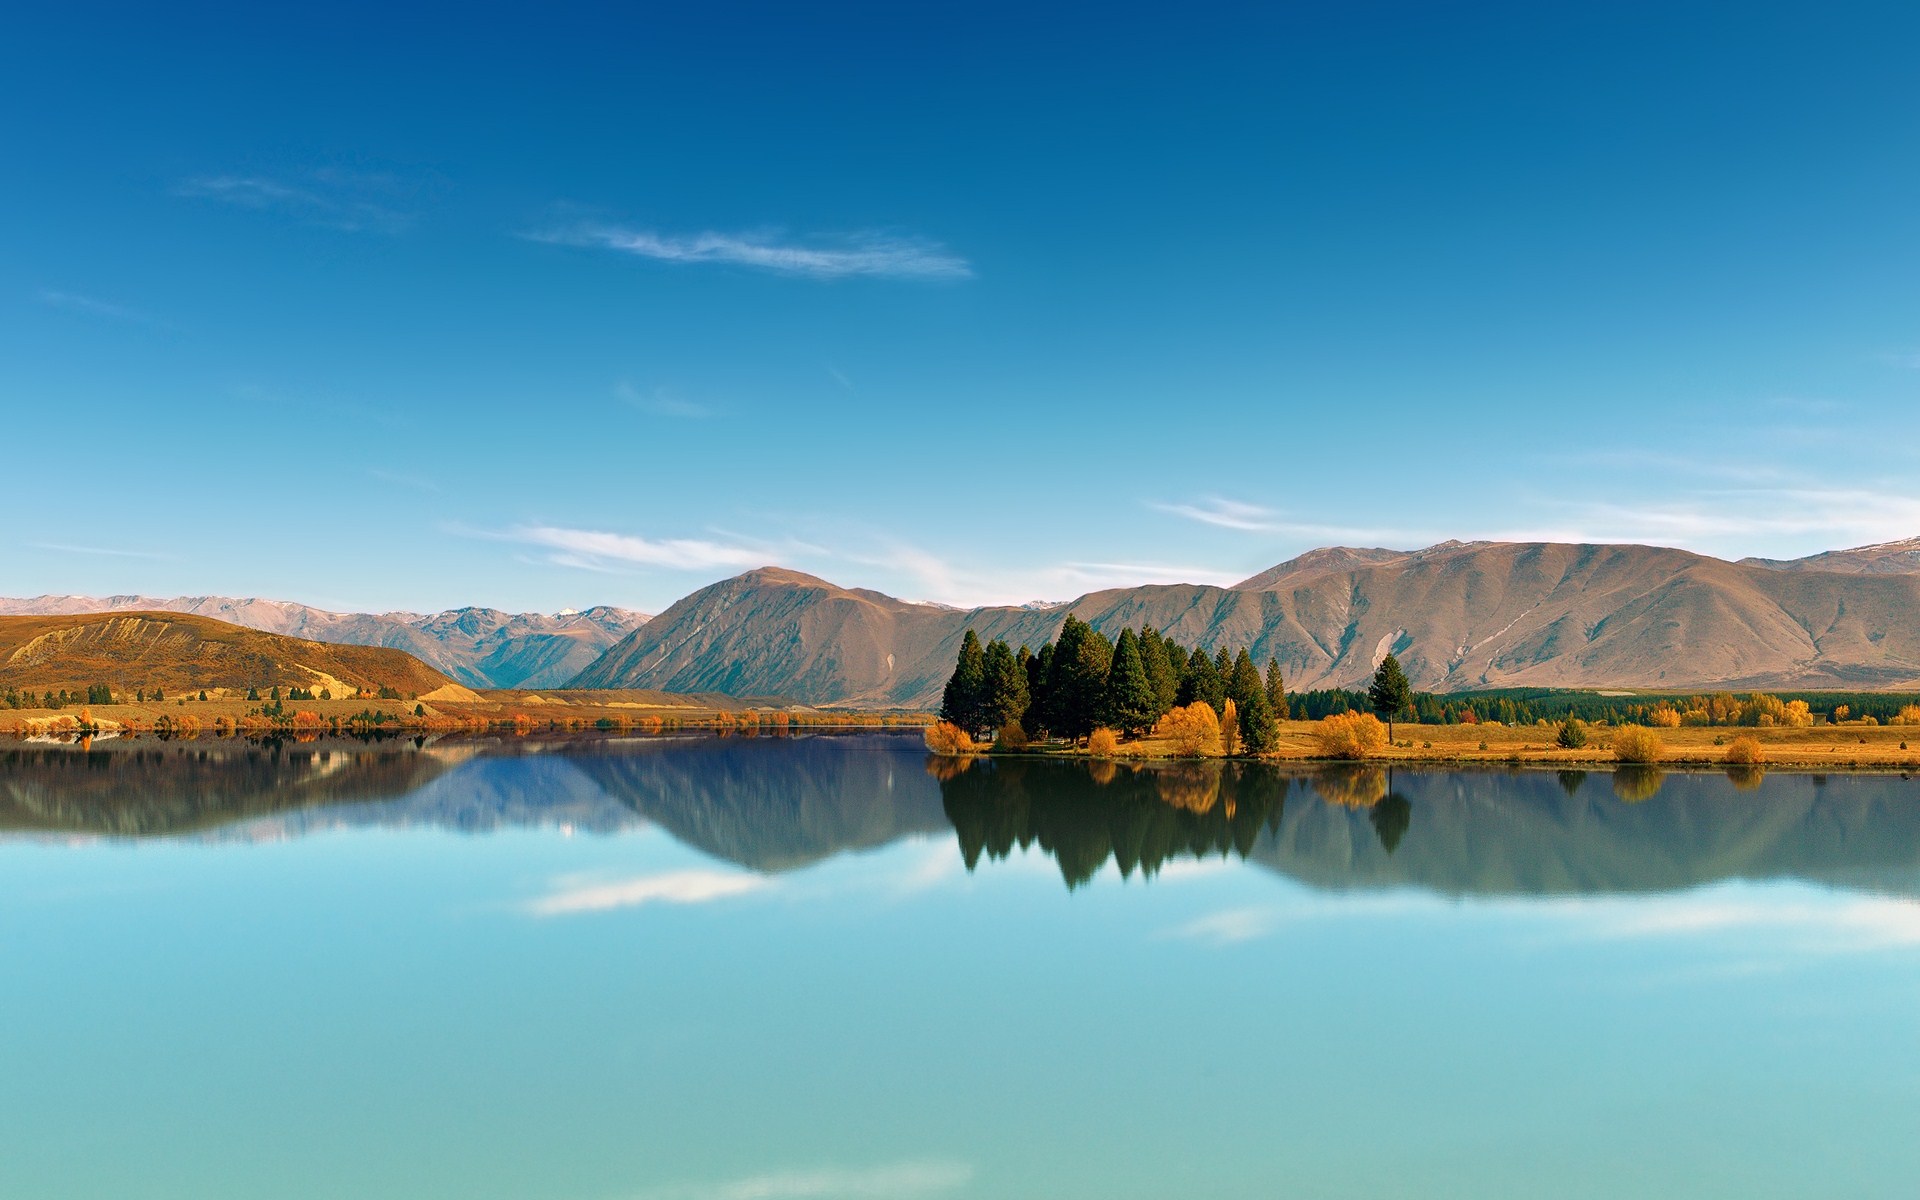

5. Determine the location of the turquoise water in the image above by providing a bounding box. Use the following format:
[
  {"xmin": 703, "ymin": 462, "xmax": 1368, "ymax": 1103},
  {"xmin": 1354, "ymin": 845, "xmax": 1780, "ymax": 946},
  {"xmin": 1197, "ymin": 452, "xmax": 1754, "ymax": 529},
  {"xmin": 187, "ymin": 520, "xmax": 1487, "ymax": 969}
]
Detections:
[{"xmin": 3, "ymin": 733, "xmax": 1918, "ymax": 1198}]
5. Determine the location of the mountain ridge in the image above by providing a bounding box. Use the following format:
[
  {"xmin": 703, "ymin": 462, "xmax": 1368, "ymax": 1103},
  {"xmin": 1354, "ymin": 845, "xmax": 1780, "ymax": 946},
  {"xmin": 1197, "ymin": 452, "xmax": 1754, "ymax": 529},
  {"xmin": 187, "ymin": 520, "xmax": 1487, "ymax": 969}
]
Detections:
[{"xmin": 572, "ymin": 539, "xmax": 1920, "ymax": 705}]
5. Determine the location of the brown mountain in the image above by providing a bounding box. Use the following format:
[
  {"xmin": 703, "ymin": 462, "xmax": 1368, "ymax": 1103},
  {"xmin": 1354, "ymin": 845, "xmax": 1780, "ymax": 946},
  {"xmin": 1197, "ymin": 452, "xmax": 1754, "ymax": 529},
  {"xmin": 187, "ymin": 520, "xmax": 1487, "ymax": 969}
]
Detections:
[
  {"xmin": 571, "ymin": 542, "xmax": 1920, "ymax": 705},
  {"xmin": 1740, "ymin": 536, "xmax": 1920, "ymax": 575},
  {"xmin": 0, "ymin": 595, "xmax": 648, "ymax": 688},
  {"xmin": 0, "ymin": 612, "xmax": 455, "ymax": 697}
]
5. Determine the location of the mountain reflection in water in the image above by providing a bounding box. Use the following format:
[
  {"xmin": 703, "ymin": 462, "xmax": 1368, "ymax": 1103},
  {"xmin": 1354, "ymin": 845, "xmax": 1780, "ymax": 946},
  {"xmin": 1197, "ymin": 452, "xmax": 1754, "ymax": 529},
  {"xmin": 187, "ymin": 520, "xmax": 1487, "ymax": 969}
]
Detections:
[{"xmin": 3, "ymin": 732, "xmax": 1918, "ymax": 899}]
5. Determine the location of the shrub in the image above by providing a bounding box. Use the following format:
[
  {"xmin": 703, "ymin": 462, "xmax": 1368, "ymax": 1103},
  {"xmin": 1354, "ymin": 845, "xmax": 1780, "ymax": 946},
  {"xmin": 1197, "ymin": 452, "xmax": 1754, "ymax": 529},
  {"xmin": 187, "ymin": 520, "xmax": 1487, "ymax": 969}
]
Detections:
[
  {"xmin": 1153, "ymin": 702, "xmax": 1221, "ymax": 757},
  {"xmin": 1725, "ymin": 735, "xmax": 1765, "ymax": 765},
  {"xmin": 923, "ymin": 721, "xmax": 977, "ymax": 756},
  {"xmin": 995, "ymin": 719, "xmax": 1029, "ymax": 751},
  {"xmin": 1087, "ymin": 727, "xmax": 1121, "ymax": 757},
  {"xmin": 1317, "ymin": 711, "xmax": 1387, "ymax": 759},
  {"xmin": 1556, "ymin": 716, "xmax": 1588, "ymax": 749},
  {"xmin": 1612, "ymin": 725, "xmax": 1665, "ymax": 764}
]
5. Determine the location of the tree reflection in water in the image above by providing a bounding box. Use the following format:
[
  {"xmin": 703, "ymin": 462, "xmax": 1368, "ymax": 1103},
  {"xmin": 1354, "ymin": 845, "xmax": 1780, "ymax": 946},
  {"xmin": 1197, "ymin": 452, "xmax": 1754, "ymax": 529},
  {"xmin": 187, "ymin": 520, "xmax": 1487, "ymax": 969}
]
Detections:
[{"xmin": 936, "ymin": 757, "xmax": 1289, "ymax": 889}]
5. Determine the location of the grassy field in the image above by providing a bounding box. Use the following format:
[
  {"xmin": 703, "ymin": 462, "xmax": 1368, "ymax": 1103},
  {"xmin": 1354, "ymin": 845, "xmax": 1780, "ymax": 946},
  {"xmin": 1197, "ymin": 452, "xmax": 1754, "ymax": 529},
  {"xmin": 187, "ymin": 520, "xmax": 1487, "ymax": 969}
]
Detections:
[
  {"xmin": 0, "ymin": 691, "xmax": 930, "ymax": 738},
  {"xmin": 1022, "ymin": 718, "xmax": 1920, "ymax": 770}
]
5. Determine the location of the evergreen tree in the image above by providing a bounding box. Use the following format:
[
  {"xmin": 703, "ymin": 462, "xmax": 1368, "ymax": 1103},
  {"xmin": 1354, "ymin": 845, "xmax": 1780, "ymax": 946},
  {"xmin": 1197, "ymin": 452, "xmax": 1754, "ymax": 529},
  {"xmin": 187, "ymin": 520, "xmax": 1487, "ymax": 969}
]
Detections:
[
  {"xmin": 980, "ymin": 638, "xmax": 1030, "ymax": 733},
  {"xmin": 1368, "ymin": 652, "xmax": 1415, "ymax": 740},
  {"xmin": 1101, "ymin": 628, "xmax": 1158, "ymax": 737},
  {"xmin": 1046, "ymin": 616, "xmax": 1112, "ymax": 743},
  {"xmin": 1228, "ymin": 649, "xmax": 1279, "ymax": 752},
  {"xmin": 1137, "ymin": 626, "xmax": 1178, "ymax": 716},
  {"xmin": 1265, "ymin": 658, "xmax": 1288, "ymax": 719},
  {"xmin": 1025, "ymin": 643, "xmax": 1053, "ymax": 738},
  {"xmin": 1163, "ymin": 641, "xmax": 1190, "ymax": 700},
  {"xmin": 1177, "ymin": 647, "xmax": 1227, "ymax": 715},
  {"xmin": 939, "ymin": 630, "xmax": 989, "ymax": 734},
  {"xmin": 246, "ymin": 685, "xmax": 260, "ymax": 701},
  {"xmin": 1214, "ymin": 646, "xmax": 1232, "ymax": 684}
]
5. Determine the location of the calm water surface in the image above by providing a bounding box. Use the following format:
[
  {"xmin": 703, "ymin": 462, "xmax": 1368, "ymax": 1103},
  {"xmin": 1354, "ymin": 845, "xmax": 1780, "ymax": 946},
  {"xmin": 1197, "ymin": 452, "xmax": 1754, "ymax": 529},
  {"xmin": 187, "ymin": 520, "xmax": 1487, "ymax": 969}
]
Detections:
[{"xmin": 2, "ymin": 732, "xmax": 1917, "ymax": 1199}]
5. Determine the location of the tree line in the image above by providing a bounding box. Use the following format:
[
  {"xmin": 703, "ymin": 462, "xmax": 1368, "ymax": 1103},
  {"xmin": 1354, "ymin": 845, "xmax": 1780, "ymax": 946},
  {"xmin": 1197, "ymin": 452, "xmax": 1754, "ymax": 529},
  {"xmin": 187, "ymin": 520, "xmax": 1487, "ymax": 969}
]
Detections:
[
  {"xmin": 1288, "ymin": 685, "xmax": 1920, "ymax": 727},
  {"xmin": 938, "ymin": 617, "xmax": 1289, "ymax": 752}
]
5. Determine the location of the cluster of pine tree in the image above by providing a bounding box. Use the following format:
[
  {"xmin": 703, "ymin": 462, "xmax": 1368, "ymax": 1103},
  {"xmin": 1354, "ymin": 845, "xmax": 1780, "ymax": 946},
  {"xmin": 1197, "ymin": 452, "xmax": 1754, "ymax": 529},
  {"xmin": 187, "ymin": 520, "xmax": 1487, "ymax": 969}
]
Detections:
[
  {"xmin": 938, "ymin": 617, "xmax": 1289, "ymax": 753},
  {"xmin": 2, "ymin": 687, "xmax": 119, "ymax": 710}
]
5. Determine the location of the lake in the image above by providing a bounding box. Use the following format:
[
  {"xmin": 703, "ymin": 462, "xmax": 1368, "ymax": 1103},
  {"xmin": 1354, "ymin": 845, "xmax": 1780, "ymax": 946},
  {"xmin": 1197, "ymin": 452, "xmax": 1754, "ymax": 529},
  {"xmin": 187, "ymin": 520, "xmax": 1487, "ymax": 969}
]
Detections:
[{"xmin": 2, "ymin": 731, "xmax": 1917, "ymax": 1199}]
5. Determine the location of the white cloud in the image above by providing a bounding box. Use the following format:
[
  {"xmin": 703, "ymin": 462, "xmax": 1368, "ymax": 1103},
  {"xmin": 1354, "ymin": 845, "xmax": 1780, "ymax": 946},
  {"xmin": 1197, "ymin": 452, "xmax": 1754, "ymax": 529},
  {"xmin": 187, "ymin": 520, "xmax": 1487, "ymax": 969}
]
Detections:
[
  {"xmin": 638, "ymin": 1159, "xmax": 973, "ymax": 1200},
  {"xmin": 533, "ymin": 223, "xmax": 972, "ymax": 281},
  {"xmin": 26, "ymin": 541, "xmax": 174, "ymax": 560},
  {"xmin": 1575, "ymin": 893, "xmax": 1920, "ymax": 952},
  {"xmin": 1154, "ymin": 497, "xmax": 1283, "ymax": 532},
  {"xmin": 507, "ymin": 525, "xmax": 769, "ymax": 572},
  {"xmin": 1499, "ymin": 487, "xmax": 1920, "ymax": 551},
  {"xmin": 176, "ymin": 173, "xmax": 410, "ymax": 233},
  {"xmin": 1165, "ymin": 906, "xmax": 1281, "ymax": 945},
  {"xmin": 526, "ymin": 868, "xmax": 768, "ymax": 916}
]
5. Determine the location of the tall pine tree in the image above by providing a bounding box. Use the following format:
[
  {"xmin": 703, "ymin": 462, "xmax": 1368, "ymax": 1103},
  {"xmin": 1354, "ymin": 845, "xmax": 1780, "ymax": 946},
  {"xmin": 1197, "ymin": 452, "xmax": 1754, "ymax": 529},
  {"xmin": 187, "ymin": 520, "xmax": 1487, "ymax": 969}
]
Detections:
[
  {"xmin": 1227, "ymin": 649, "xmax": 1278, "ymax": 753},
  {"xmin": 1265, "ymin": 657, "xmax": 1288, "ymax": 720},
  {"xmin": 980, "ymin": 639, "xmax": 1030, "ymax": 733},
  {"xmin": 1026, "ymin": 642, "xmax": 1054, "ymax": 738},
  {"xmin": 1046, "ymin": 616, "xmax": 1113, "ymax": 743},
  {"xmin": 1101, "ymin": 628, "xmax": 1158, "ymax": 737},
  {"xmin": 1368, "ymin": 651, "xmax": 1414, "ymax": 740},
  {"xmin": 1177, "ymin": 647, "xmax": 1227, "ymax": 715},
  {"xmin": 1137, "ymin": 626, "xmax": 1178, "ymax": 717},
  {"xmin": 939, "ymin": 630, "xmax": 988, "ymax": 734}
]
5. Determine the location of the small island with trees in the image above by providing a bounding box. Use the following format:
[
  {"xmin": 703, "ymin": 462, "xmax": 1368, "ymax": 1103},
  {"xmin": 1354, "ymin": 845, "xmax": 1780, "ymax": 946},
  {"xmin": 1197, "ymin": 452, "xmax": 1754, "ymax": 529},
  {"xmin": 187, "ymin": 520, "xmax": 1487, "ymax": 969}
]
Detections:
[{"xmin": 926, "ymin": 618, "xmax": 1920, "ymax": 774}]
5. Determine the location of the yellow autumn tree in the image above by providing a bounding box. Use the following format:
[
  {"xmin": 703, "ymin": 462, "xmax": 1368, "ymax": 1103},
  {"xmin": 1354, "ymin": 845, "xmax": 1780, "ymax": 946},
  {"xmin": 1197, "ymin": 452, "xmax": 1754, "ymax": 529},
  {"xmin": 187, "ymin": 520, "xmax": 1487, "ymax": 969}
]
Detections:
[
  {"xmin": 1611, "ymin": 725, "xmax": 1664, "ymax": 764},
  {"xmin": 924, "ymin": 721, "xmax": 977, "ymax": 756},
  {"xmin": 1153, "ymin": 702, "xmax": 1222, "ymax": 758},
  {"xmin": 1316, "ymin": 711, "xmax": 1387, "ymax": 759}
]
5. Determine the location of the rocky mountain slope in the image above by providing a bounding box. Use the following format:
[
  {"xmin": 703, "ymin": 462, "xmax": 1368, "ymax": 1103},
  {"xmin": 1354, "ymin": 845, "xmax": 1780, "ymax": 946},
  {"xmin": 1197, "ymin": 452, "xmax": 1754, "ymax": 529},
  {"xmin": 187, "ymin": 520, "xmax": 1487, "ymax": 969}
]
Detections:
[
  {"xmin": 0, "ymin": 595, "xmax": 648, "ymax": 688},
  {"xmin": 0, "ymin": 612, "xmax": 456, "ymax": 698},
  {"xmin": 572, "ymin": 541, "xmax": 1920, "ymax": 705}
]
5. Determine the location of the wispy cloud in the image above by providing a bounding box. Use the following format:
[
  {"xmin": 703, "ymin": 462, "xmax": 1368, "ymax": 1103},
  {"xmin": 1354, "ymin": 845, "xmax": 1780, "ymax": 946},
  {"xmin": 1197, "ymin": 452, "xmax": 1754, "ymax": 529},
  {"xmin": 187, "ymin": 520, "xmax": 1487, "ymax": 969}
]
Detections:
[
  {"xmin": 506, "ymin": 524, "xmax": 769, "ymax": 572},
  {"xmin": 617, "ymin": 381, "xmax": 714, "ymax": 419},
  {"xmin": 1166, "ymin": 906, "xmax": 1282, "ymax": 945},
  {"xmin": 176, "ymin": 171, "xmax": 411, "ymax": 233},
  {"xmin": 1152, "ymin": 497, "xmax": 1413, "ymax": 544},
  {"xmin": 1154, "ymin": 497, "xmax": 1283, "ymax": 532},
  {"xmin": 26, "ymin": 541, "xmax": 174, "ymax": 560},
  {"xmin": 1503, "ymin": 487, "xmax": 1920, "ymax": 550},
  {"xmin": 36, "ymin": 290, "xmax": 168, "ymax": 328},
  {"xmin": 526, "ymin": 868, "xmax": 768, "ymax": 917},
  {"xmin": 636, "ymin": 1159, "xmax": 973, "ymax": 1200},
  {"xmin": 1574, "ymin": 893, "xmax": 1920, "ymax": 952},
  {"xmin": 532, "ymin": 223, "xmax": 972, "ymax": 281}
]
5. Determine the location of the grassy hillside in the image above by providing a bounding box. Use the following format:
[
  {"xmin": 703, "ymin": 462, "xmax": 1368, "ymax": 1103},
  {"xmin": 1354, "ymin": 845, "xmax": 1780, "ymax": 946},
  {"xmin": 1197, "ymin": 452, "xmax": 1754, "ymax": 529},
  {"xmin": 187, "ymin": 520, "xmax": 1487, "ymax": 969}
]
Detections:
[{"xmin": 0, "ymin": 612, "xmax": 454, "ymax": 698}]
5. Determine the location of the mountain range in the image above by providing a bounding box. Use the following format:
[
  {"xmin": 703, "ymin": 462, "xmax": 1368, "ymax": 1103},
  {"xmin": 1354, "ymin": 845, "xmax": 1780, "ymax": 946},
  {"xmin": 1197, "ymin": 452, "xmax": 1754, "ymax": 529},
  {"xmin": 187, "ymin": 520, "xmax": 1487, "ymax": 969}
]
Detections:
[
  {"xmin": 0, "ymin": 595, "xmax": 648, "ymax": 689},
  {"xmin": 573, "ymin": 539, "xmax": 1920, "ymax": 704},
  {"xmin": 11, "ymin": 537, "xmax": 1920, "ymax": 705}
]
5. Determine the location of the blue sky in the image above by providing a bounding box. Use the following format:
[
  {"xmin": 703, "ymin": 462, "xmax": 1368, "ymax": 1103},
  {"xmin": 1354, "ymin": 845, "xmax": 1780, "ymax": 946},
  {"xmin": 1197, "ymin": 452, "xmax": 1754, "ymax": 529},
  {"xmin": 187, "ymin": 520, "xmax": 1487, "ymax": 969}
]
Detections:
[{"xmin": 5, "ymin": 1, "xmax": 1919, "ymax": 614}]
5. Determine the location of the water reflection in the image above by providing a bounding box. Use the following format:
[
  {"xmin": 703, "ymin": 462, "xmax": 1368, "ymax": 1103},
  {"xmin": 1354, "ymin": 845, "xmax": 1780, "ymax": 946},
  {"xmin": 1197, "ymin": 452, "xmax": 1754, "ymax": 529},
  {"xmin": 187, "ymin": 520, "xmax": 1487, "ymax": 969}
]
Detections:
[
  {"xmin": 939, "ymin": 757, "xmax": 1288, "ymax": 888},
  {"xmin": 3, "ymin": 734, "xmax": 1919, "ymax": 899}
]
